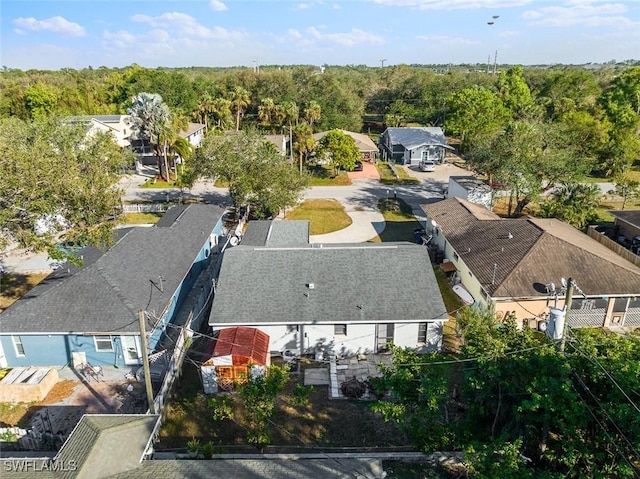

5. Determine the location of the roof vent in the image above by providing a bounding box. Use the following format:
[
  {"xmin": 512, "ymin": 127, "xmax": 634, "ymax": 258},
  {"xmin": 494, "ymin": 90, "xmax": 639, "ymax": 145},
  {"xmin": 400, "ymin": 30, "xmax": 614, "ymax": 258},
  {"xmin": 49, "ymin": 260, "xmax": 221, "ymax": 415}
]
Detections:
[
  {"xmin": 307, "ymin": 283, "xmax": 315, "ymax": 289},
  {"xmin": 507, "ymin": 232, "xmax": 513, "ymax": 239}
]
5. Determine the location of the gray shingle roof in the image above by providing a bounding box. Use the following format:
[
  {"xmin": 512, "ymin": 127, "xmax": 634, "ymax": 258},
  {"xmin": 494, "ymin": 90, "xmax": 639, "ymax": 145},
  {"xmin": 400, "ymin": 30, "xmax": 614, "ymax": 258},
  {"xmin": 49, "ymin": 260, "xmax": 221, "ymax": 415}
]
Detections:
[
  {"xmin": 422, "ymin": 198, "xmax": 640, "ymax": 298},
  {"xmin": 0, "ymin": 205, "xmax": 224, "ymax": 334},
  {"xmin": 210, "ymin": 242, "xmax": 448, "ymax": 326},
  {"xmin": 55, "ymin": 414, "xmax": 158, "ymax": 479},
  {"xmin": 384, "ymin": 127, "xmax": 452, "ymax": 150},
  {"xmin": 608, "ymin": 210, "xmax": 640, "ymax": 228},
  {"xmin": 241, "ymin": 221, "xmax": 309, "ymax": 247},
  {"xmin": 107, "ymin": 458, "xmax": 382, "ymax": 479}
]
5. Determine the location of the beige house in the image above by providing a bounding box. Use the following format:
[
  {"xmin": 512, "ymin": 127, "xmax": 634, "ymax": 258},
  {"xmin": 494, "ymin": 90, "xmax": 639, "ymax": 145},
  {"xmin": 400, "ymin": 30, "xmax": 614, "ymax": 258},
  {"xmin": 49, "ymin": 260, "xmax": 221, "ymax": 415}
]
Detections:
[
  {"xmin": 422, "ymin": 198, "xmax": 640, "ymax": 331},
  {"xmin": 313, "ymin": 129, "xmax": 379, "ymax": 161}
]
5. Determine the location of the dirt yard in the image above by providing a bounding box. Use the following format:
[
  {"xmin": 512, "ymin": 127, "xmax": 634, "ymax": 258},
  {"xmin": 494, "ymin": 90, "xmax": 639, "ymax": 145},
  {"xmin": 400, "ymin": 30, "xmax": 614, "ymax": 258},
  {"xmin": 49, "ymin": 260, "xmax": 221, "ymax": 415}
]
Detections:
[{"xmin": 158, "ymin": 359, "xmax": 412, "ymax": 452}]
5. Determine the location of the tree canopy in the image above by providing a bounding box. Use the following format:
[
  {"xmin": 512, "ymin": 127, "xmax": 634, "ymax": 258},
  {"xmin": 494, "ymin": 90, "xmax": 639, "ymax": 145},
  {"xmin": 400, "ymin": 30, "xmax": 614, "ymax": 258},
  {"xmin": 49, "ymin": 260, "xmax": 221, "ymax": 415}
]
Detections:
[
  {"xmin": 0, "ymin": 117, "xmax": 130, "ymax": 258},
  {"xmin": 370, "ymin": 306, "xmax": 640, "ymax": 478},
  {"xmin": 187, "ymin": 129, "xmax": 307, "ymax": 218},
  {"xmin": 316, "ymin": 129, "xmax": 361, "ymax": 175}
]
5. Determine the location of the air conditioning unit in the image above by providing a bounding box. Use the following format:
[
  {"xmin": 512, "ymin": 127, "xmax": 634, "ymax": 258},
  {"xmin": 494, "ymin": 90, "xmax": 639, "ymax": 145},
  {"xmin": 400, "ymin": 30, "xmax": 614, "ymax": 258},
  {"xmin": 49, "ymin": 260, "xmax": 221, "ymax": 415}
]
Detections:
[{"xmin": 528, "ymin": 318, "xmax": 538, "ymax": 330}]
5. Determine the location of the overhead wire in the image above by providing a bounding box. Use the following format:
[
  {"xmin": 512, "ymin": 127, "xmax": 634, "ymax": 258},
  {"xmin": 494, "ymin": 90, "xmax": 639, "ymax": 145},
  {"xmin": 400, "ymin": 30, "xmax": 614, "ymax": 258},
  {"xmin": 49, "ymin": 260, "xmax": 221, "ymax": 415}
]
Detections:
[{"xmin": 566, "ymin": 328, "xmax": 640, "ymax": 415}]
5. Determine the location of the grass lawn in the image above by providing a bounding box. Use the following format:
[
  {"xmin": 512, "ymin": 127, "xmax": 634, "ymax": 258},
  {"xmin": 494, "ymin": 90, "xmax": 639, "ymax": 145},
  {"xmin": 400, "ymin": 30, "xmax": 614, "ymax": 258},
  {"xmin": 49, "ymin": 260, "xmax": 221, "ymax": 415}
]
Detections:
[
  {"xmin": 285, "ymin": 199, "xmax": 352, "ymax": 235},
  {"xmin": 0, "ymin": 272, "xmax": 49, "ymax": 312},
  {"xmin": 377, "ymin": 163, "xmax": 419, "ymax": 186},
  {"xmin": 368, "ymin": 198, "xmax": 422, "ymax": 243},
  {"xmin": 121, "ymin": 212, "xmax": 164, "ymax": 225},
  {"xmin": 306, "ymin": 164, "xmax": 351, "ymax": 186}
]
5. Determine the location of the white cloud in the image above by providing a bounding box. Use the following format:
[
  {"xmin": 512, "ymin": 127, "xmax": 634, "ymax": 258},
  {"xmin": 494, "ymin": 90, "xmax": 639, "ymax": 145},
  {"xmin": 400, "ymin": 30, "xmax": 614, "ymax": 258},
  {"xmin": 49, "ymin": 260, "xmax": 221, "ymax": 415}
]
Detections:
[
  {"xmin": 210, "ymin": 0, "xmax": 228, "ymax": 11},
  {"xmin": 372, "ymin": 0, "xmax": 531, "ymax": 10},
  {"xmin": 415, "ymin": 34, "xmax": 478, "ymax": 45},
  {"xmin": 522, "ymin": 2, "xmax": 637, "ymax": 27},
  {"xmin": 130, "ymin": 12, "xmax": 243, "ymax": 40},
  {"xmin": 294, "ymin": 3, "xmax": 313, "ymax": 9},
  {"xmin": 306, "ymin": 26, "xmax": 385, "ymax": 46},
  {"xmin": 12, "ymin": 16, "xmax": 86, "ymax": 37}
]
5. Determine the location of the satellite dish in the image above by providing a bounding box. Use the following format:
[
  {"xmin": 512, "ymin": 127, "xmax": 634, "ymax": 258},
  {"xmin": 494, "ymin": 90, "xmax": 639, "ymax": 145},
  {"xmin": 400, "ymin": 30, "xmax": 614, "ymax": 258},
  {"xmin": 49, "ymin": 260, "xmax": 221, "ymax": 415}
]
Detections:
[
  {"xmin": 230, "ymin": 236, "xmax": 239, "ymax": 246},
  {"xmin": 430, "ymin": 219, "xmax": 438, "ymax": 228},
  {"xmin": 561, "ymin": 277, "xmax": 567, "ymax": 288}
]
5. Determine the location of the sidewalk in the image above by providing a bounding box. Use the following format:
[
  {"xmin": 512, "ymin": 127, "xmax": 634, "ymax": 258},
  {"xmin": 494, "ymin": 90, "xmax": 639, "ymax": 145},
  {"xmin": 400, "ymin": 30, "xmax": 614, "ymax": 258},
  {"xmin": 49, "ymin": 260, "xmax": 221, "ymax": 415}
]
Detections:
[{"xmin": 309, "ymin": 211, "xmax": 385, "ymax": 244}]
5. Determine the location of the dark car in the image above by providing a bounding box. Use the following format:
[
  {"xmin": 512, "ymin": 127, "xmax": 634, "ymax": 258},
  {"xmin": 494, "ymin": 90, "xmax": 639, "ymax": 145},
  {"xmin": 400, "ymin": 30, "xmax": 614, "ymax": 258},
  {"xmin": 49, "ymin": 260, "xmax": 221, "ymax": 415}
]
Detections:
[{"xmin": 353, "ymin": 161, "xmax": 363, "ymax": 171}]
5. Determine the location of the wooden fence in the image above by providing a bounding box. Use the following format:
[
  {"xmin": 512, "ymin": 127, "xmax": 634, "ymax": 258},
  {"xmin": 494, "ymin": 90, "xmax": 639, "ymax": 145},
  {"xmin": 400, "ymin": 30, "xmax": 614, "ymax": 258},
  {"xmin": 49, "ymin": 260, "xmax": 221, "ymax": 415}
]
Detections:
[{"xmin": 587, "ymin": 226, "xmax": 640, "ymax": 267}]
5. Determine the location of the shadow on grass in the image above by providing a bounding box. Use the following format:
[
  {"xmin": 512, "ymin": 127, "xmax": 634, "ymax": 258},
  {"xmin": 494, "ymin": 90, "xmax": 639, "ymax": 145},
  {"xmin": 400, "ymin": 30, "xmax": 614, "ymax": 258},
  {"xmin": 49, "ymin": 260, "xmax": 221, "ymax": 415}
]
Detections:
[
  {"xmin": 370, "ymin": 198, "xmax": 422, "ymax": 243},
  {"xmin": 306, "ymin": 165, "xmax": 351, "ymax": 186}
]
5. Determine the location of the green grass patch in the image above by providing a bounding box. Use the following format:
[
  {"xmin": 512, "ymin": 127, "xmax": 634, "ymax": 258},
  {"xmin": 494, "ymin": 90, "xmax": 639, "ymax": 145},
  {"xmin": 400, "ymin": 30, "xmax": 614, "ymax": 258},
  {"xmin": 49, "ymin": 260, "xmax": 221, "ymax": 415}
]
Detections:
[
  {"xmin": 369, "ymin": 198, "xmax": 422, "ymax": 243},
  {"xmin": 377, "ymin": 162, "xmax": 419, "ymax": 186},
  {"xmin": 122, "ymin": 212, "xmax": 164, "ymax": 225},
  {"xmin": 285, "ymin": 199, "xmax": 352, "ymax": 235},
  {"xmin": 306, "ymin": 164, "xmax": 351, "ymax": 186}
]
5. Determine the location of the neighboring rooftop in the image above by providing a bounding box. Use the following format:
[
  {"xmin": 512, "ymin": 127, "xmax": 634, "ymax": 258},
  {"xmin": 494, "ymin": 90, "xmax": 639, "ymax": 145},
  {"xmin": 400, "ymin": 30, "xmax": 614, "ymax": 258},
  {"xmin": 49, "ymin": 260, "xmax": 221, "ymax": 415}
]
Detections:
[
  {"xmin": 383, "ymin": 127, "xmax": 454, "ymax": 150},
  {"xmin": 608, "ymin": 210, "xmax": 640, "ymax": 227},
  {"xmin": 422, "ymin": 198, "xmax": 640, "ymax": 298},
  {"xmin": 449, "ymin": 175, "xmax": 492, "ymax": 191},
  {"xmin": 0, "ymin": 204, "xmax": 225, "ymax": 334}
]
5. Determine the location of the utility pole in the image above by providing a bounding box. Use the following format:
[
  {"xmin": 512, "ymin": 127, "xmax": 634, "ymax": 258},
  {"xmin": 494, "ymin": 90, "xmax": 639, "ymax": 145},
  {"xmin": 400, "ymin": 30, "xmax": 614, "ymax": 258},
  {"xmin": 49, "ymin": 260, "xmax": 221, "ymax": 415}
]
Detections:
[
  {"xmin": 138, "ymin": 310, "xmax": 156, "ymax": 414},
  {"xmin": 558, "ymin": 278, "xmax": 574, "ymax": 353}
]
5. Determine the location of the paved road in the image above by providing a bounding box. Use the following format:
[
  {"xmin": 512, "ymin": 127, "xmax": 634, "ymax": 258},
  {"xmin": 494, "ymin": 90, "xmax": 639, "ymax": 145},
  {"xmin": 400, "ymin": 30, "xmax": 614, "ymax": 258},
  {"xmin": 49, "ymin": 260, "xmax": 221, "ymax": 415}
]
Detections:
[{"xmin": 0, "ymin": 163, "xmax": 470, "ymax": 272}]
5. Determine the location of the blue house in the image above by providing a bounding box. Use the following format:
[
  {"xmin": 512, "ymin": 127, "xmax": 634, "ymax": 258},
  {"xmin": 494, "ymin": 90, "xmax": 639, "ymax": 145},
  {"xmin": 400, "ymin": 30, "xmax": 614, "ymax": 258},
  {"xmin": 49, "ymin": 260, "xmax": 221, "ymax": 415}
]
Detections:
[{"xmin": 0, "ymin": 204, "xmax": 226, "ymax": 369}]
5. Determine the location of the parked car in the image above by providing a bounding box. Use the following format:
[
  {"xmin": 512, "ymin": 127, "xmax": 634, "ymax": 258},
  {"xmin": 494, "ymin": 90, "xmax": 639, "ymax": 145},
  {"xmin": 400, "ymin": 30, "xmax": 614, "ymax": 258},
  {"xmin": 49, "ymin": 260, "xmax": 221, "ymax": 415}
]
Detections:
[
  {"xmin": 419, "ymin": 160, "xmax": 436, "ymax": 172},
  {"xmin": 353, "ymin": 161, "xmax": 363, "ymax": 171}
]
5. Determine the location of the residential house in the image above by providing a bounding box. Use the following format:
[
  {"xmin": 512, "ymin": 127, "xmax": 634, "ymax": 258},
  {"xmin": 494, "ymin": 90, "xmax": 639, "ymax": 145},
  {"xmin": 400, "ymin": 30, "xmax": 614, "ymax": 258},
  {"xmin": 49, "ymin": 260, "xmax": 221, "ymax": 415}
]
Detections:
[
  {"xmin": 446, "ymin": 176, "xmax": 493, "ymax": 210},
  {"xmin": 209, "ymin": 220, "xmax": 448, "ymax": 359},
  {"xmin": 0, "ymin": 205, "xmax": 226, "ymax": 369},
  {"xmin": 608, "ymin": 210, "xmax": 640, "ymax": 247},
  {"xmin": 178, "ymin": 122, "xmax": 206, "ymax": 148},
  {"xmin": 67, "ymin": 115, "xmax": 131, "ymax": 148},
  {"xmin": 379, "ymin": 127, "xmax": 453, "ymax": 166},
  {"xmin": 264, "ymin": 134, "xmax": 288, "ymax": 157},
  {"xmin": 312, "ymin": 130, "xmax": 379, "ymax": 162},
  {"xmin": 421, "ymin": 198, "xmax": 640, "ymax": 330}
]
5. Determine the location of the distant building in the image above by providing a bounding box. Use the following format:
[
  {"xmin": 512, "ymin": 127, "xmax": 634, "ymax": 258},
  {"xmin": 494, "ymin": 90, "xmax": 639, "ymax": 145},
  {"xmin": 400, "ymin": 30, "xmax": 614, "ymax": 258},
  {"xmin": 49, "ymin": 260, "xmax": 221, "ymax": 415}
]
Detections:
[{"xmin": 379, "ymin": 127, "xmax": 453, "ymax": 166}]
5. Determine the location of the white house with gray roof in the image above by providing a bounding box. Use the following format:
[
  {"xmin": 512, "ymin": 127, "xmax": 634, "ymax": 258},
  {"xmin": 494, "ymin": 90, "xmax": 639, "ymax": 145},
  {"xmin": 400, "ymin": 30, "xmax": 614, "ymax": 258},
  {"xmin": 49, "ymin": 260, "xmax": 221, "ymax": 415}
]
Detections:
[
  {"xmin": 209, "ymin": 221, "xmax": 448, "ymax": 358},
  {"xmin": 0, "ymin": 205, "xmax": 226, "ymax": 369},
  {"xmin": 380, "ymin": 127, "xmax": 453, "ymax": 166}
]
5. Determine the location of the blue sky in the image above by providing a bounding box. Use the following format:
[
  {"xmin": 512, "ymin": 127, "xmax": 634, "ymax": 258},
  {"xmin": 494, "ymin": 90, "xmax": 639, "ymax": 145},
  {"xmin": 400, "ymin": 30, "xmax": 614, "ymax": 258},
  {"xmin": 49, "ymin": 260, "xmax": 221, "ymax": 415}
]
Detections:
[{"xmin": 1, "ymin": 0, "xmax": 638, "ymax": 70}]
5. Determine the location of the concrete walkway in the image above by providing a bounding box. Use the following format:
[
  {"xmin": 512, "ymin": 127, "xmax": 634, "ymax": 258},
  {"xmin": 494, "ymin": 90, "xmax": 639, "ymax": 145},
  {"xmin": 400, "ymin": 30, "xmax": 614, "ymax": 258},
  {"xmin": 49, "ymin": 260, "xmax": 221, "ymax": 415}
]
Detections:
[{"xmin": 309, "ymin": 210, "xmax": 385, "ymax": 244}]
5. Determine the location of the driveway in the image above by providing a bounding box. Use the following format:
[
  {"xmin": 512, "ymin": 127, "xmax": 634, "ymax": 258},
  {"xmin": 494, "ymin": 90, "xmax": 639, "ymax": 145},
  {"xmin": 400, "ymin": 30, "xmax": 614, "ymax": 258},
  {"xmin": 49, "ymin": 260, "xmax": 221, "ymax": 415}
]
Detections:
[{"xmin": 347, "ymin": 161, "xmax": 380, "ymax": 180}]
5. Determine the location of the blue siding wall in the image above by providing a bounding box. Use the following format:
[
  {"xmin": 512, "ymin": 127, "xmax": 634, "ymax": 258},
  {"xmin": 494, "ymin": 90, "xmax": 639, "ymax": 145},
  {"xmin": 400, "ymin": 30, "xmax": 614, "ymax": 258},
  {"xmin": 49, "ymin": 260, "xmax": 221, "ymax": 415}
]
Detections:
[
  {"xmin": 0, "ymin": 334, "xmax": 121, "ymax": 368},
  {"xmin": 148, "ymin": 223, "xmax": 223, "ymax": 351}
]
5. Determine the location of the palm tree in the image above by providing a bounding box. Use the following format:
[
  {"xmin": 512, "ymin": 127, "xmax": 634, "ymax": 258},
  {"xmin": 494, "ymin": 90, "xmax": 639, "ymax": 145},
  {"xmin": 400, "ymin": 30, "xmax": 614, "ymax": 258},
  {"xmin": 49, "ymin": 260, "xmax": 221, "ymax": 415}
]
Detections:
[
  {"xmin": 258, "ymin": 97, "xmax": 276, "ymax": 133},
  {"xmin": 211, "ymin": 97, "xmax": 233, "ymax": 131},
  {"xmin": 127, "ymin": 92, "xmax": 171, "ymax": 179},
  {"xmin": 230, "ymin": 86, "xmax": 250, "ymax": 131},
  {"xmin": 159, "ymin": 112, "xmax": 190, "ymax": 180},
  {"xmin": 194, "ymin": 92, "xmax": 215, "ymax": 130},
  {"xmin": 303, "ymin": 100, "xmax": 321, "ymax": 128}
]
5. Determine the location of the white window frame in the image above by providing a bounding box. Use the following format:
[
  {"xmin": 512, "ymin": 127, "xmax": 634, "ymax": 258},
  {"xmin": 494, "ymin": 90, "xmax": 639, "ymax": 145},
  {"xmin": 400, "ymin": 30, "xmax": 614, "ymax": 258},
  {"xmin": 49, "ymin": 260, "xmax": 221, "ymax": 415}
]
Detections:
[
  {"xmin": 94, "ymin": 335, "xmax": 114, "ymax": 352},
  {"xmin": 12, "ymin": 336, "xmax": 25, "ymax": 357}
]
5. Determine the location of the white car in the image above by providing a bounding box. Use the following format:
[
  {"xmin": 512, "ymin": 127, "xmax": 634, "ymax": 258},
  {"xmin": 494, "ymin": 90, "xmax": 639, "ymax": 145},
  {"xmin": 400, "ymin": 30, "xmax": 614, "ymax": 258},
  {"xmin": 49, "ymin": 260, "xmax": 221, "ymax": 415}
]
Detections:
[{"xmin": 419, "ymin": 160, "xmax": 436, "ymax": 172}]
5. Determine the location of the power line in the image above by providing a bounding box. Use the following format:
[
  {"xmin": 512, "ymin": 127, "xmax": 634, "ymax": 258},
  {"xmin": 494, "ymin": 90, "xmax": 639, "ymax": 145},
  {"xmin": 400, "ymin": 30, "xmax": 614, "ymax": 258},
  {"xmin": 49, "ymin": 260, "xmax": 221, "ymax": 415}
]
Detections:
[{"xmin": 567, "ymin": 329, "xmax": 640, "ymax": 415}]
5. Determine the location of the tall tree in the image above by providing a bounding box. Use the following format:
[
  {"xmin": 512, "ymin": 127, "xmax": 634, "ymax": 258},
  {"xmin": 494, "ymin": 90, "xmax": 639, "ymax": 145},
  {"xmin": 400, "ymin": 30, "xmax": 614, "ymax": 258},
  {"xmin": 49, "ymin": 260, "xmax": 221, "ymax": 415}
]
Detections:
[
  {"xmin": 187, "ymin": 130, "xmax": 307, "ymax": 218},
  {"xmin": 496, "ymin": 65, "xmax": 536, "ymax": 119},
  {"xmin": 445, "ymin": 86, "xmax": 510, "ymax": 150},
  {"xmin": 24, "ymin": 83, "xmax": 60, "ymax": 120},
  {"xmin": 316, "ymin": 130, "xmax": 360, "ymax": 176},
  {"xmin": 538, "ymin": 183, "xmax": 601, "ymax": 229},
  {"xmin": 302, "ymin": 100, "xmax": 321, "ymax": 128},
  {"xmin": 258, "ymin": 97, "xmax": 277, "ymax": 132},
  {"xmin": 0, "ymin": 117, "xmax": 129, "ymax": 258},
  {"xmin": 230, "ymin": 86, "xmax": 250, "ymax": 131},
  {"xmin": 126, "ymin": 92, "xmax": 172, "ymax": 179}
]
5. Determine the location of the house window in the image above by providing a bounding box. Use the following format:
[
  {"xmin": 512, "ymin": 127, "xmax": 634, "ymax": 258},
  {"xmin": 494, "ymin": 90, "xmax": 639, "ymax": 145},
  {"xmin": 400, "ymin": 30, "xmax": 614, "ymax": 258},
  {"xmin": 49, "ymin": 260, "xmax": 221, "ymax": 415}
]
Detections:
[
  {"xmin": 12, "ymin": 336, "xmax": 25, "ymax": 357},
  {"xmin": 418, "ymin": 323, "xmax": 428, "ymax": 343},
  {"xmin": 334, "ymin": 324, "xmax": 347, "ymax": 336},
  {"xmin": 94, "ymin": 335, "xmax": 113, "ymax": 352},
  {"xmin": 453, "ymin": 252, "xmax": 459, "ymax": 262}
]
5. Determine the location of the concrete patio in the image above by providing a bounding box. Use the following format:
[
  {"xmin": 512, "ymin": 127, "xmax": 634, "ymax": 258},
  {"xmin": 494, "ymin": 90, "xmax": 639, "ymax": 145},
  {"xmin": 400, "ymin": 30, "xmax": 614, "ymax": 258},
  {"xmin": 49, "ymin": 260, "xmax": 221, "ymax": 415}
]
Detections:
[{"xmin": 328, "ymin": 354, "xmax": 393, "ymax": 399}]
